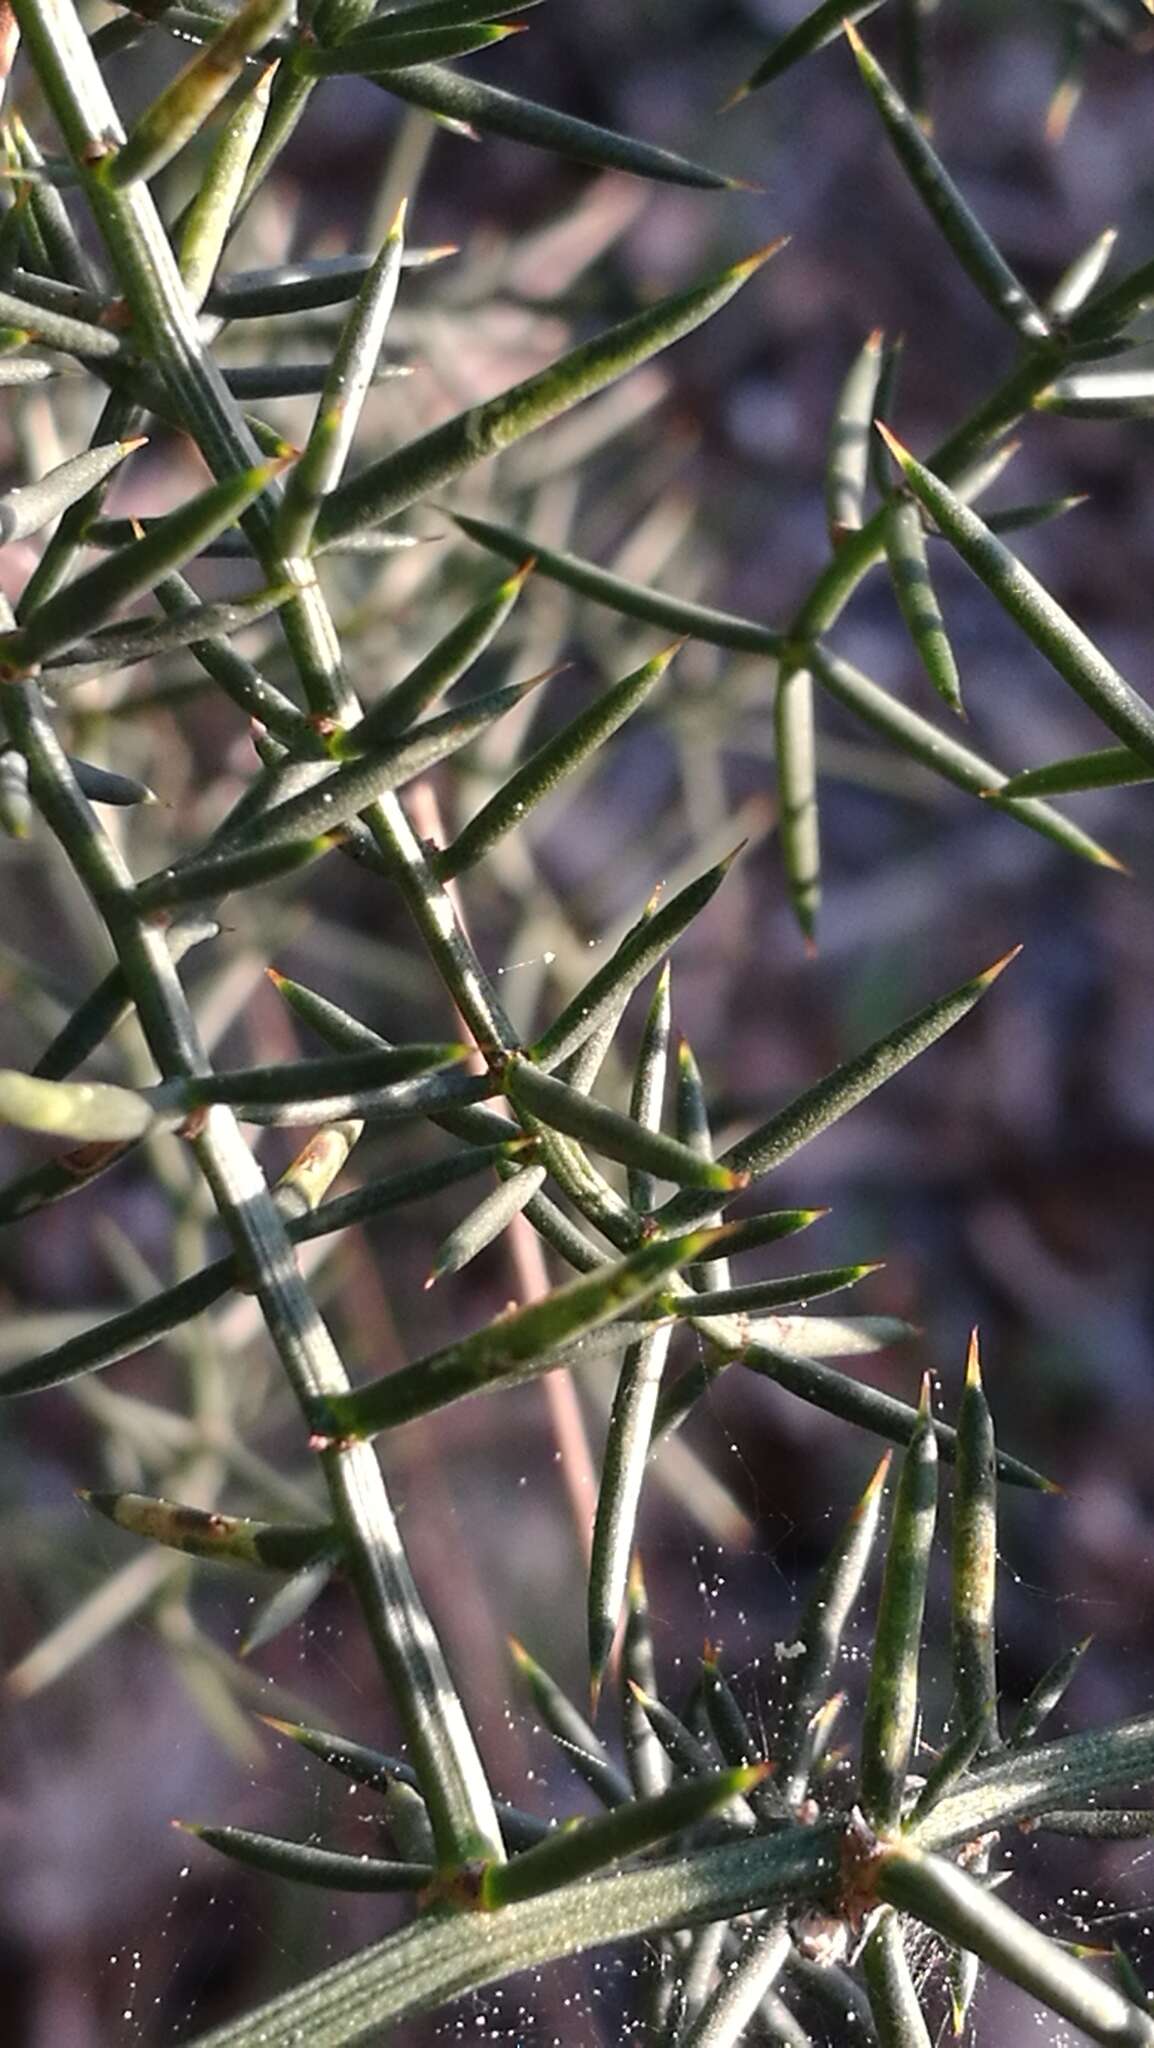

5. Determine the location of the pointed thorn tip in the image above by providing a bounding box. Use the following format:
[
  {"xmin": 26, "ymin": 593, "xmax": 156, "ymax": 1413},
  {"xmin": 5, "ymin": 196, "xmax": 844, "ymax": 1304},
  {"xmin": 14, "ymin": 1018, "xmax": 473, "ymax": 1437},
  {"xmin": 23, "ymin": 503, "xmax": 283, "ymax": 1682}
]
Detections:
[
  {"xmin": 733, "ymin": 235, "xmax": 790, "ymax": 279},
  {"xmin": 979, "ymin": 943, "xmax": 1024, "ymax": 984},
  {"xmin": 718, "ymin": 83, "xmax": 749, "ymax": 113},
  {"xmin": 873, "ymin": 418, "xmax": 907, "ymax": 462}
]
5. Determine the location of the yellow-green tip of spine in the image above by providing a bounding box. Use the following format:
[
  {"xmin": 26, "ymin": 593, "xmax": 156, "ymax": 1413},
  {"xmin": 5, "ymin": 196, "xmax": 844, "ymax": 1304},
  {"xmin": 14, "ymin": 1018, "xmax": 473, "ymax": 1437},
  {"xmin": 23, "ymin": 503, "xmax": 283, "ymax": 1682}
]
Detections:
[
  {"xmin": 874, "ymin": 418, "xmax": 913, "ymax": 472},
  {"xmin": 729, "ymin": 236, "xmax": 792, "ymax": 281},
  {"xmin": 976, "ymin": 943, "xmax": 1023, "ymax": 987},
  {"xmin": 860, "ymin": 1448, "xmax": 894, "ymax": 1511},
  {"xmin": 843, "ymin": 16, "xmax": 870, "ymax": 63}
]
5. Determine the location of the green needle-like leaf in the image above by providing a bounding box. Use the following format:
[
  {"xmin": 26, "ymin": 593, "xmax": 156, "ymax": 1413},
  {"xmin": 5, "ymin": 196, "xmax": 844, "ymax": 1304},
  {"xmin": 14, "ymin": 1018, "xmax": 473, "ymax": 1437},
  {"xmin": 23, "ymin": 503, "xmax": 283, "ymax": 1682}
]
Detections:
[
  {"xmin": 876, "ymin": 424, "xmax": 1154, "ymax": 768},
  {"xmin": 985, "ymin": 492, "xmax": 1089, "ymax": 537},
  {"xmin": 66, "ymin": 757, "xmax": 155, "ymax": 806},
  {"xmin": 862, "ymin": 1908, "xmax": 932, "ymax": 2046},
  {"xmin": 6, "ymin": 110, "xmax": 96, "ymax": 289},
  {"xmin": 202, "ymin": 242, "xmax": 458, "ymax": 319},
  {"xmin": 1049, "ymin": 224, "xmax": 1123, "ymax": 319},
  {"xmin": 905, "ymin": 1717, "xmax": 988, "ymax": 1829},
  {"xmin": 735, "ymin": 1332, "xmax": 1050, "ymax": 1489},
  {"xmin": 627, "ymin": 1685, "xmax": 761, "ymax": 1829},
  {"xmin": 226, "ymin": 359, "xmax": 412, "ymax": 400},
  {"xmin": 1048, "ymin": 225, "xmax": 1119, "ymax": 321},
  {"xmin": 874, "ymin": 1838, "xmax": 1154, "ymax": 2047},
  {"xmin": 867, "ymin": 332, "xmax": 906, "ymax": 503},
  {"xmin": 624, "ymin": 961, "xmax": 672, "ymax": 1215},
  {"xmin": 481, "ymin": 1764, "xmax": 769, "ymax": 1910},
  {"xmin": 946, "ymin": 1858, "xmax": 985, "ymax": 2039},
  {"xmin": 628, "ymin": 1683, "xmax": 717, "ymax": 1777},
  {"xmin": 44, "ymin": 586, "xmax": 294, "ymax": 689},
  {"xmin": 1069, "ymin": 248, "xmax": 1154, "ymax": 346},
  {"xmin": 810, "ymin": 643, "xmax": 1123, "ymax": 870},
  {"xmin": 181, "ymin": 1821, "xmax": 431, "ymax": 1892},
  {"xmin": 0, "ymin": 436, "xmax": 144, "ymax": 544},
  {"xmin": 82, "ymin": 1491, "xmax": 334, "ymax": 1571},
  {"xmin": 342, "ymin": 560, "xmax": 534, "ymax": 745},
  {"xmin": 336, "ymin": 0, "xmax": 543, "ymax": 37},
  {"xmin": 359, "ymin": 61, "xmax": 740, "ymax": 189},
  {"xmin": 297, "ymin": 21, "xmax": 522, "ymax": 74},
  {"xmin": 450, "ymin": 507, "xmax": 785, "ymax": 657},
  {"xmin": 996, "ymin": 746, "xmax": 1151, "ymax": 798},
  {"xmin": 1112, "ymin": 1947, "xmax": 1154, "ymax": 2012},
  {"xmin": 532, "ymin": 846, "xmax": 742, "ymax": 1073},
  {"xmin": 240, "ymin": 1559, "xmax": 336, "ymax": 1656},
  {"xmin": 846, "ymin": 22, "xmax": 1050, "ymax": 343},
  {"xmin": 883, "ymin": 491, "xmax": 963, "ymax": 715},
  {"xmin": 1010, "ymin": 1636, "xmax": 1093, "ymax": 1749},
  {"xmin": 653, "ymin": 1311, "xmax": 915, "ymax": 1434},
  {"xmin": 726, "ymin": 0, "xmax": 886, "ymax": 102},
  {"xmin": 826, "ymin": 327, "xmax": 885, "ymax": 546},
  {"xmin": 622, "ymin": 1561, "xmax": 669, "ymax": 1801},
  {"xmin": 178, "ymin": 61, "xmax": 276, "ymax": 310},
  {"xmin": 660, "ymin": 948, "xmax": 1019, "ymax": 1232},
  {"xmin": 951, "ymin": 1331, "xmax": 999, "ymax": 1755},
  {"xmin": 260, "ymin": 1716, "xmax": 549, "ymax": 1851},
  {"xmin": 439, "ymin": 640, "xmax": 680, "ymax": 879},
  {"xmin": 699, "ymin": 1654, "xmax": 759, "ymax": 1774},
  {"xmin": 775, "ymin": 661, "xmax": 821, "ymax": 945},
  {"xmin": 316, "ymin": 246, "xmax": 785, "ymax": 544},
  {"xmin": 311, "ymin": 1227, "xmax": 724, "ymax": 1440},
  {"xmin": 587, "ymin": 969, "xmax": 673, "ymax": 1700},
  {"xmin": 0, "ymin": 284, "xmax": 126, "ymax": 362},
  {"xmin": 673, "ymin": 1262, "xmax": 882, "ymax": 1321},
  {"xmin": 510, "ymin": 1636, "xmax": 633, "ymax": 1808},
  {"xmin": 153, "ymin": 572, "xmax": 319, "ymax": 750},
  {"xmin": 860, "ymin": 1377, "xmax": 939, "ymax": 1831},
  {"xmin": 1037, "ymin": 368, "xmax": 1154, "ymax": 417},
  {"xmin": 276, "ymin": 199, "xmax": 407, "ymax": 555},
  {"xmin": 173, "ymin": 1042, "xmax": 465, "ymax": 1113},
  {"xmin": 714, "ymin": 1207, "xmax": 828, "ymax": 1259},
  {"xmin": 108, "ymin": 0, "xmax": 293, "ymax": 187},
  {"xmin": 505, "ymin": 1056, "xmax": 744, "ymax": 1192},
  {"xmin": 0, "ymin": 463, "xmax": 285, "ymax": 673},
  {"xmin": 679, "ymin": 1917, "xmax": 792, "ymax": 2048},
  {"xmin": 175, "ymin": 1064, "xmax": 489, "ymax": 1131},
  {"xmin": 674, "ymin": 1036, "xmax": 731, "ymax": 1293},
  {"xmin": 778, "ymin": 1450, "xmax": 891, "ymax": 1807},
  {"xmin": 425, "ymin": 1162, "xmax": 546, "ymax": 1285},
  {"xmin": 129, "ymin": 828, "xmax": 339, "ymax": 914}
]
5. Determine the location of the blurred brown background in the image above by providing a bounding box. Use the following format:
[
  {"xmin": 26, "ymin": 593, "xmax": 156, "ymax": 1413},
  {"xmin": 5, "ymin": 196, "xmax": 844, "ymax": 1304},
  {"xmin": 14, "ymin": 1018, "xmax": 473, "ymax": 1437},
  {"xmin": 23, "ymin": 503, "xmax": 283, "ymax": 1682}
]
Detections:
[{"xmin": 3, "ymin": 1, "xmax": 1154, "ymax": 2041}]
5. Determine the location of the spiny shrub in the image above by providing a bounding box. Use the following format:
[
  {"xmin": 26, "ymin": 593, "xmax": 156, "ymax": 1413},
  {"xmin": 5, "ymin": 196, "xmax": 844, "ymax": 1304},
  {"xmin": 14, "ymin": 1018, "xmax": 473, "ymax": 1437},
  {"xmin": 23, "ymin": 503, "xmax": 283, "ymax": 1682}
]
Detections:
[{"xmin": 1, "ymin": 0, "xmax": 1153, "ymax": 2041}]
